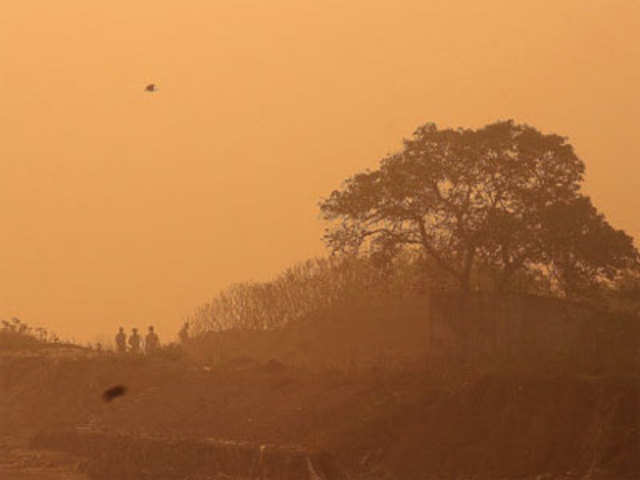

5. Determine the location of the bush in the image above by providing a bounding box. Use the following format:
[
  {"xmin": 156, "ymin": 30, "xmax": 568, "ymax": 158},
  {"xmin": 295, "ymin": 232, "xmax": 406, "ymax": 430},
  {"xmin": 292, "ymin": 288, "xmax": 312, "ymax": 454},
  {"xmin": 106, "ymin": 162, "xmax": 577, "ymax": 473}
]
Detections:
[{"xmin": 0, "ymin": 317, "xmax": 62, "ymax": 350}]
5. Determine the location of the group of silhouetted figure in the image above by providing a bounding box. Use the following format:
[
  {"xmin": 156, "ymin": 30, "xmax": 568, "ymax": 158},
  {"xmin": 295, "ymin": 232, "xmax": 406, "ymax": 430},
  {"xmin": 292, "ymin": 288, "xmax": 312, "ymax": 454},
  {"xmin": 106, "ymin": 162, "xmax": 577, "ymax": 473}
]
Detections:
[{"xmin": 115, "ymin": 326, "xmax": 159, "ymax": 354}]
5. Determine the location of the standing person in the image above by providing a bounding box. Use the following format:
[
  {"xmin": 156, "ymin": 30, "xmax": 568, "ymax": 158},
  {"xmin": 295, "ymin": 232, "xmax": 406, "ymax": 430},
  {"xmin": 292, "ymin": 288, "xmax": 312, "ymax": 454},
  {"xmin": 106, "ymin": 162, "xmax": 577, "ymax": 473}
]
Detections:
[
  {"xmin": 178, "ymin": 321, "xmax": 190, "ymax": 344},
  {"xmin": 145, "ymin": 326, "xmax": 159, "ymax": 354},
  {"xmin": 115, "ymin": 327, "xmax": 127, "ymax": 353},
  {"xmin": 128, "ymin": 328, "xmax": 141, "ymax": 354}
]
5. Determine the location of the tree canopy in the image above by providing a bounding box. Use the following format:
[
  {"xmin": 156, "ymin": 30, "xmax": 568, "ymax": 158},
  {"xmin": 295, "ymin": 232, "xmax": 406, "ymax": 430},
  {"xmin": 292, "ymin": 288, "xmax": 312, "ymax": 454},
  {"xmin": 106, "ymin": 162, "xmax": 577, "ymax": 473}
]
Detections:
[{"xmin": 319, "ymin": 120, "xmax": 638, "ymax": 296}]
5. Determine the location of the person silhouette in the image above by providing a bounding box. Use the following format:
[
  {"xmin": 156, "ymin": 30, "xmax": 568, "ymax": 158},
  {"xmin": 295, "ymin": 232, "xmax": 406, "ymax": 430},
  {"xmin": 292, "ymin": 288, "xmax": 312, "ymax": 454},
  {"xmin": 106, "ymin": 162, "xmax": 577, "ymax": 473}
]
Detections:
[
  {"xmin": 178, "ymin": 321, "xmax": 190, "ymax": 344},
  {"xmin": 128, "ymin": 328, "xmax": 141, "ymax": 354},
  {"xmin": 115, "ymin": 327, "xmax": 126, "ymax": 353},
  {"xmin": 145, "ymin": 326, "xmax": 159, "ymax": 354}
]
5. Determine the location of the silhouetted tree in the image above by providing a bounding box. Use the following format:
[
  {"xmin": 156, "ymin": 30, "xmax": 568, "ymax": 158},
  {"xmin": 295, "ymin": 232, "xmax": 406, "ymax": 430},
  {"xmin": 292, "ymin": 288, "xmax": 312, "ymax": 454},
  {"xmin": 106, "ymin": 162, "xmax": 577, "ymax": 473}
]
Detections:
[
  {"xmin": 539, "ymin": 196, "xmax": 638, "ymax": 297},
  {"xmin": 320, "ymin": 120, "xmax": 638, "ymax": 294}
]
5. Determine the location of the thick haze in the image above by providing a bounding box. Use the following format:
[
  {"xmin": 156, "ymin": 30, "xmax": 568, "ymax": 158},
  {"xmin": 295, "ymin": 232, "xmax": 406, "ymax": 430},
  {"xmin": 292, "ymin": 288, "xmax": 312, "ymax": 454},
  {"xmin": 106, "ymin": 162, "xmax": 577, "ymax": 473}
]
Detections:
[{"xmin": 1, "ymin": 1, "xmax": 638, "ymax": 343}]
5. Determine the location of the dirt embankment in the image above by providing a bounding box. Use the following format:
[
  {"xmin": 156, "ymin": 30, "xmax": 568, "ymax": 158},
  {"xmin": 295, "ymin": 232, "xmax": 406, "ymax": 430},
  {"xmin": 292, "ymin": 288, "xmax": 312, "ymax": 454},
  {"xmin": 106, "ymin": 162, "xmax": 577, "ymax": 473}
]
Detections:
[
  {"xmin": 1, "ymin": 349, "xmax": 639, "ymax": 479},
  {"xmin": 1, "ymin": 295, "xmax": 639, "ymax": 479}
]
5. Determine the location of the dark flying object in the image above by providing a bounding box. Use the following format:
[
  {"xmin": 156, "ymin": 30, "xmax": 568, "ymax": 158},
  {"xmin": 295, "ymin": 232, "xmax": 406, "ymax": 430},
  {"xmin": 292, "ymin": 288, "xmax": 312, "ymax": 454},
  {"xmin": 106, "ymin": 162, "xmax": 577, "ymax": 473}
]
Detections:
[
  {"xmin": 145, "ymin": 83, "xmax": 157, "ymax": 92},
  {"xmin": 102, "ymin": 385, "xmax": 127, "ymax": 402}
]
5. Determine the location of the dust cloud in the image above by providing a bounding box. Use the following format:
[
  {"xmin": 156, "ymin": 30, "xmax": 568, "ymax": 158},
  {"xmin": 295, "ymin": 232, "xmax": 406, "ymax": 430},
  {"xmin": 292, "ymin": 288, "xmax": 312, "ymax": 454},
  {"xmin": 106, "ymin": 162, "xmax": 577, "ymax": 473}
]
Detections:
[{"xmin": 1, "ymin": 2, "xmax": 639, "ymax": 480}]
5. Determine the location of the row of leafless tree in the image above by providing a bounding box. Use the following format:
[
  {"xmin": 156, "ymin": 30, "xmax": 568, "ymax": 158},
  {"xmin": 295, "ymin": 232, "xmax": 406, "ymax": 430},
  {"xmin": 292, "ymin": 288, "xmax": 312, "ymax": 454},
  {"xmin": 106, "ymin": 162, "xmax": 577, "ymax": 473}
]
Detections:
[
  {"xmin": 186, "ymin": 253, "xmax": 432, "ymax": 334},
  {"xmin": 186, "ymin": 248, "xmax": 640, "ymax": 338}
]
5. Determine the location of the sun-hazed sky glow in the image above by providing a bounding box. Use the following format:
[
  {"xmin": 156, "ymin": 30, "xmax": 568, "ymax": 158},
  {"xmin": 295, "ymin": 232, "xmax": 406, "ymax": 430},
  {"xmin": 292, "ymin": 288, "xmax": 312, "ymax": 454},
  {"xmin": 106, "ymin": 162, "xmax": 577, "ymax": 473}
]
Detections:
[{"xmin": 1, "ymin": 0, "xmax": 639, "ymax": 342}]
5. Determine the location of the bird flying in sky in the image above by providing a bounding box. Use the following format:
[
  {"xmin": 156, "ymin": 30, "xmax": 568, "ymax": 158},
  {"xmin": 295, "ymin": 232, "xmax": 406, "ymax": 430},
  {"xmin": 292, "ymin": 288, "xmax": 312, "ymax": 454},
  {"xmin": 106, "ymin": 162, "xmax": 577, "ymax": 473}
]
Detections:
[
  {"xmin": 102, "ymin": 385, "xmax": 127, "ymax": 402},
  {"xmin": 144, "ymin": 83, "xmax": 157, "ymax": 92}
]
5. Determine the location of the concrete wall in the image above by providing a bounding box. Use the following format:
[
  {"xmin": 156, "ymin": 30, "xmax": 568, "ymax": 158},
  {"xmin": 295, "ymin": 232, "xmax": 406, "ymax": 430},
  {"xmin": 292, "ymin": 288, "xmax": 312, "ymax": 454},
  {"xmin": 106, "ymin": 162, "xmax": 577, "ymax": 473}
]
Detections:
[{"xmin": 427, "ymin": 293, "xmax": 640, "ymax": 370}]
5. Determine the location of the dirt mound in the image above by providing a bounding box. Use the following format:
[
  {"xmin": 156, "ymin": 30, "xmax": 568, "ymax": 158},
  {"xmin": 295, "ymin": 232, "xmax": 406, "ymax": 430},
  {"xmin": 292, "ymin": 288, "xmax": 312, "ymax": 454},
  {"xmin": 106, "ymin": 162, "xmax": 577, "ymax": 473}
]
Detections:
[
  {"xmin": 2, "ymin": 350, "xmax": 639, "ymax": 479},
  {"xmin": 187, "ymin": 293, "xmax": 640, "ymax": 376},
  {"xmin": 341, "ymin": 374, "xmax": 640, "ymax": 480},
  {"xmin": 2, "ymin": 294, "xmax": 640, "ymax": 479}
]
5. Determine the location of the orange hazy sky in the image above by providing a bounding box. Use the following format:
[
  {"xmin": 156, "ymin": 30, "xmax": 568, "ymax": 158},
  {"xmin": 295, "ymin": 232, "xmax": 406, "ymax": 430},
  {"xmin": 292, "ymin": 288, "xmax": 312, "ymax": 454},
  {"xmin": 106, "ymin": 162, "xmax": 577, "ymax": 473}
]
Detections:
[{"xmin": 1, "ymin": 1, "xmax": 639, "ymax": 343}]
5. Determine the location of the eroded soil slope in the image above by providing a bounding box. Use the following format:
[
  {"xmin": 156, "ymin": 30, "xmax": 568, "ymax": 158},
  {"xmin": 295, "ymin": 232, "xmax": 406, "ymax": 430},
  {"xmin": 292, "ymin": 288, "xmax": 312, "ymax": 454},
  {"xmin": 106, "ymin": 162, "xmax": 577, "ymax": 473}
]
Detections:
[{"xmin": 1, "ymin": 347, "xmax": 639, "ymax": 479}]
